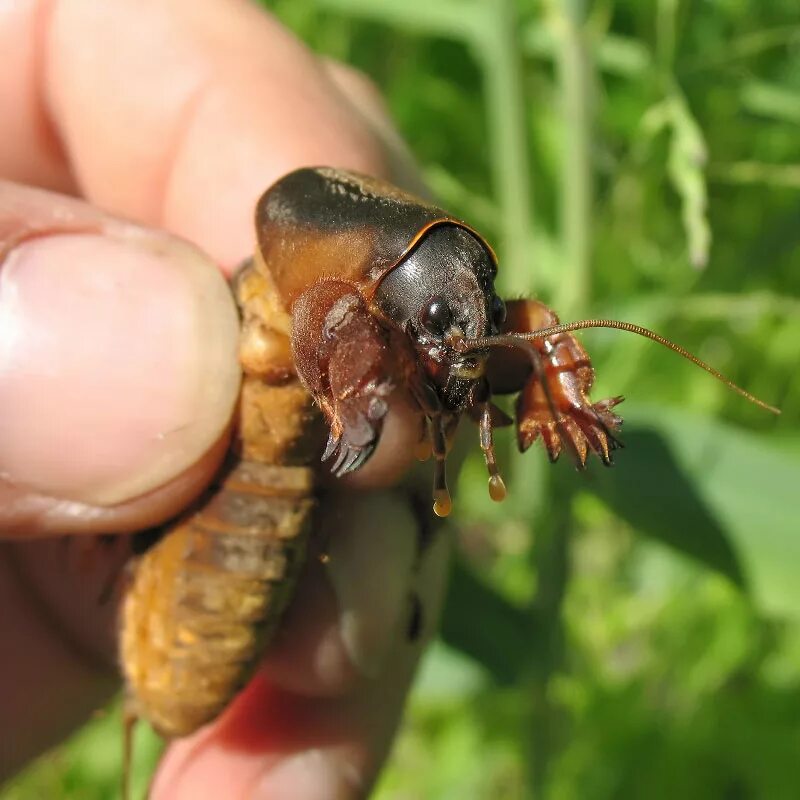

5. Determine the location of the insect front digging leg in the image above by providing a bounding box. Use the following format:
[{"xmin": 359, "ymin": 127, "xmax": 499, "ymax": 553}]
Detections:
[
  {"xmin": 291, "ymin": 280, "xmax": 416, "ymax": 476},
  {"xmin": 487, "ymin": 299, "xmax": 624, "ymax": 467}
]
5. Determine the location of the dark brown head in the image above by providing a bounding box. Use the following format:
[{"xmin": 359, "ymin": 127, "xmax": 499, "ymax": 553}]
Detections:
[{"xmin": 372, "ymin": 224, "xmax": 506, "ymax": 413}]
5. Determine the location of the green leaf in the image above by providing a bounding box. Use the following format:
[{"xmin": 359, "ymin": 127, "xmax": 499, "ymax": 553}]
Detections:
[
  {"xmin": 411, "ymin": 640, "xmax": 491, "ymax": 704},
  {"xmin": 587, "ymin": 406, "xmax": 800, "ymax": 618},
  {"xmin": 2, "ymin": 698, "xmax": 163, "ymax": 800},
  {"xmin": 440, "ymin": 555, "xmax": 536, "ymax": 684}
]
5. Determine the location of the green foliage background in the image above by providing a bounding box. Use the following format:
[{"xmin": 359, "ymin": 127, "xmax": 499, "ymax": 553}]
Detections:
[{"xmin": 4, "ymin": 1, "xmax": 799, "ymax": 798}]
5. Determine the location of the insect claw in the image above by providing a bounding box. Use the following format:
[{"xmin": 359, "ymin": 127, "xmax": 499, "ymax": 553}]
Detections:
[
  {"xmin": 597, "ymin": 444, "xmax": 614, "ymax": 467},
  {"xmin": 541, "ymin": 426, "xmax": 562, "ymax": 462},
  {"xmin": 604, "ymin": 432, "xmax": 624, "ymax": 452},
  {"xmin": 574, "ymin": 450, "xmax": 589, "ymax": 470},
  {"xmin": 330, "ymin": 444, "xmax": 351, "ymax": 475},
  {"xmin": 322, "ymin": 431, "xmax": 340, "ymax": 462},
  {"xmin": 557, "ymin": 418, "xmax": 588, "ymax": 468},
  {"xmin": 596, "ymin": 394, "xmax": 624, "ymax": 411},
  {"xmin": 579, "ymin": 416, "xmax": 612, "ymax": 465},
  {"xmin": 335, "ymin": 446, "xmax": 365, "ymax": 476},
  {"xmin": 517, "ymin": 425, "xmax": 538, "ymax": 453},
  {"xmin": 348, "ymin": 447, "xmax": 372, "ymax": 473},
  {"xmin": 597, "ymin": 417, "xmax": 623, "ymax": 453}
]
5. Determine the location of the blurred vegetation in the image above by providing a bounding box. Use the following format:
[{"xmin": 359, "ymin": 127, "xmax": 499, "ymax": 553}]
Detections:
[{"xmin": 4, "ymin": 0, "xmax": 799, "ymax": 798}]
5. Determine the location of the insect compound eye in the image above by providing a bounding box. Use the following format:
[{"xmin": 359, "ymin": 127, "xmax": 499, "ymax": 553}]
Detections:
[
  {"xmin": 490, "ymin": 295, "xmax": 507, "ymax": 329},
  {"xmin": 420, "ymin": 296, "xmax": 453, "ymax": 337}
]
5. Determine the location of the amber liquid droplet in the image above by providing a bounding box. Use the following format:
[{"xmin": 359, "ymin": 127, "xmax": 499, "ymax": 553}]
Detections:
[
  {"xmin": 433, "ymin": 489, "xmax": 452, "ymax": 518},
  {"xmin": 488, "ymin": 474, "xmax": 507, "ymax": 502}
]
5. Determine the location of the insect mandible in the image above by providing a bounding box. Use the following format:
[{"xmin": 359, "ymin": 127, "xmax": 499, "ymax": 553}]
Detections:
[{"xmin": 119, "ymin": 167, "xmax": 778, "ymax": 793}]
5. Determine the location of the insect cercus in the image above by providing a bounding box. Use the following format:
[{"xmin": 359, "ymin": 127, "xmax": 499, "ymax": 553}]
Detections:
[{"xmin": 118, "ymin": 167, "xmax": 778, "ymax": 795}]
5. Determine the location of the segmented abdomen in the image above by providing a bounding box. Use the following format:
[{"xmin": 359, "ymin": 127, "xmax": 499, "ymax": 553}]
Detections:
[
  {"xmin": 119, "ymin": 461, "xmax": 314, "ymax": 737},
  {"xmin": 120, "ymin": 258, "xmax": 321, "ymax": 738}
]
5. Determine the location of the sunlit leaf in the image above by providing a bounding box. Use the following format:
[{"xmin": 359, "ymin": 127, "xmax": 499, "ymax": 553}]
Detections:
[
  {"xmin": 588, "ymin": 406, "xmax": 800, "ymax": 617},
  {"xmin": 440, "ymin": 555, "xmax": 536, "ymax": 684}
]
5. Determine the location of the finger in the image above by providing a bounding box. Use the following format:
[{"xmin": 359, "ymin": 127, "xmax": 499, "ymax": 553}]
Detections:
[
  {"xmin": 261, "ymin": 491, "xmax": 427, "ymax": 696},
  {"xmin": 3, "ymin": 1, "xmax": 423, "ymax": 484},
  {"xmin": 0, "ymin": 0, "xmax": 75, "ymax": 192},
  {"xmin": 3, "ymin": 0, "xmax": 424, "ymax": 265},
  {"xmin": 0, "ymin": 182, "xmax": 240, "ymax": 537},
  {"xmin": 150, "ymin": 491, "xmax": 449, "ymax": 799},
  {"xmin": 321, "ymin": 59, "xmax": 430, "ymax": 201},
  {"xmin": 44, "ymin": 0, "xmax": 390, "ymax": 268},
  {"xmin": 52, "ymin": 0, "xmax": 422, "ymax": 486}
]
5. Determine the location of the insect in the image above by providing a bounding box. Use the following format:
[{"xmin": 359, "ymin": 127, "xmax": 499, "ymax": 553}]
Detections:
[{"xmin": 119, "ymin": 167, "xmax": 778, "ymax": 795}]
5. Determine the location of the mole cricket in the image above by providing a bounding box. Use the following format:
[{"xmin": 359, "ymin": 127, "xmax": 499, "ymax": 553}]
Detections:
[{"xmin": 119, "ymin": 167, "xmax": 778, "ymax": 795}]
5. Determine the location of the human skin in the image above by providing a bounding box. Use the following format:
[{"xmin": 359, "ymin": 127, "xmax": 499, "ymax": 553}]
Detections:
[{"xmin": 0, "ymin": 2, "xmax": 448, "ymax": 798}]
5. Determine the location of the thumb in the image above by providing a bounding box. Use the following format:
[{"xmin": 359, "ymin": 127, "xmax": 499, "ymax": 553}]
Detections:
[{"xmin": 0, "ymin": 181, "xmax": 240, "ymax": 537}]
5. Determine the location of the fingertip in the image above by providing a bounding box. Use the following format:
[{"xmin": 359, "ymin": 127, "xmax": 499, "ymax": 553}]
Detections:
[
  {"xmin": 261, "ymin": 491, "xmax": 419, "ymax": 696},
  {"xmin": 0, "ymin": 187, "xmax": 240, "ymax": 517},
  {"xmin": 338, "ymin": 394, "xmax": 421, "ymax": 490},
  {"xmin": 46, "ymin": 1, "xmax": 388, "ymax": 268}
]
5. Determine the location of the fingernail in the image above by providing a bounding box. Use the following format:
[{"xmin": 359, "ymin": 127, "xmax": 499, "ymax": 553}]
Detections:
[
  {"xmin": 323, "ymin": 492, "xmax": 418, "ymax": 679},
  {"xmin": 0, "ymin": 230, "xmax": 240, "ymax": 505},
  {"xmin": 252, "ymin": 749, "xmax": 363, "ymax": 800}
]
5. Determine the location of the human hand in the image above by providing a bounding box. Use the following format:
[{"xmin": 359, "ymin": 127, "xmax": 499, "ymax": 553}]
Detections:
[{"xmin": 0, "ymin": 1, "xmax": 448, "ymax": 797}]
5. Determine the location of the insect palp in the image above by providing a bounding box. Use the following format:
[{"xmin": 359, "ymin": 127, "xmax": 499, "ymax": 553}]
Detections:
[{"xmin": 430, "ymin": 415, "xmax": 452, "ymax": 517}]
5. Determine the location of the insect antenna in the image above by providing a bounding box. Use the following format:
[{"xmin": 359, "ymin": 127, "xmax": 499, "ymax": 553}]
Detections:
[{"xmin": 463, "ymin": 319, "xmax": 780, "ymax": 415}]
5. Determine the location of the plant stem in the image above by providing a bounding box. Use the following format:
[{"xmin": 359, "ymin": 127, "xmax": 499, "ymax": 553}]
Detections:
[
  {"xmin": 526, "ymin": 471, "xmax": 573, "ymax": 796},
  {"xmin": 316, "ymin": 0, "xmax": 480, "ymax": 39},
  {"xmin": 472, "ymin": 0, "xmax": 535, "ymax": 295},
  {"xmin": 656, "ymin": 0, "xmax": 679, "ymax": 73},
  {"xmin": 522, "ymin": 3, "xmax": 594, "ymax": 791},
  {"xmin": 553, "ymin": 0, "xmax": 594, "ymax": 315}
]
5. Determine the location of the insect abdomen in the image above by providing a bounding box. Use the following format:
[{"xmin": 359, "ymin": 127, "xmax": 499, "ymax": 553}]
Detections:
[
  {"xmin": 120, "ymin": 258, "xmax": 322, "ymax": 739},
  {"xmin": 120, "ymin": 461, "xmax": 314, "ymax": 738}
]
